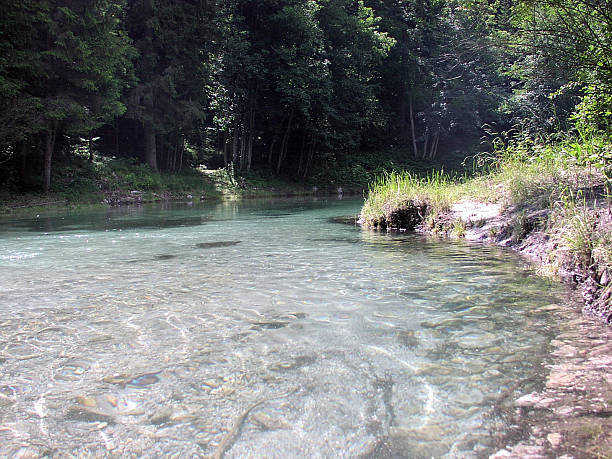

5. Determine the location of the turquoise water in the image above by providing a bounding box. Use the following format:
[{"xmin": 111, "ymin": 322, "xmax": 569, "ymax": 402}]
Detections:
[{"xmin": 0, "ymin": 197, "xmax": 576, "ymax": 457}]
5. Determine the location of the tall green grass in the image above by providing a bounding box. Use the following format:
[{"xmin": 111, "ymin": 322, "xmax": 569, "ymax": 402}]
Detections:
[
  {"xmin": 361, "ymin": 133, "xmax": 609, "ymax": 231},
  {"xmin": 360, "ymin": 170, "xmax": 457, "ymax": 226}
]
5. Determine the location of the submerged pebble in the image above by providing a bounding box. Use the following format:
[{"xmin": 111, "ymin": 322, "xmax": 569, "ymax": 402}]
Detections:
[
  {"xmin": 251, "ymin": 412, "xmax": 292, "ymax": 430},
  {"xmin": 103, "ymin": 372, "xmax": 160, "ymax": 387},
  {"xmin": 195, "ymin": 241, "xmax": 241, "ymax": 249},
  {"xmin": 0, "ymin": 393, "xmax": 15, "ymax": 406},
  {"xmin": 128, "ymin": 373, "xmax": 160, "ymax": 387},
  {"xmin": 250, "ymin": 321, "xmax": 289, "ymax": 330},
  {"xmin": 65, "ymin": 406, "xmax": 116, "ymax": 424},
  {"xmin": 75, "ymin": 396, "xmax": 97, "ymax": 408},
  {"xmin": 103, "ymin": 373, "xmax": 131, "ymax": 385},
  {"xmin": 202, "ymin": 379, "xmax": 221, "ymax": 389},
  {"xmin": 154, "ymin": 254, "xmax": 177, "ymax": 260},
  {"xmin": 149, "ymin": 406, "xmax": 174, "ymax": 425}
]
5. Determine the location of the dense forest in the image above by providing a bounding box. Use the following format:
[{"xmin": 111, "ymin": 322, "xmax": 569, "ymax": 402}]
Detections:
[{"xmin": 0, "ymin": 0, "xmax": 610, "ymax": 193}]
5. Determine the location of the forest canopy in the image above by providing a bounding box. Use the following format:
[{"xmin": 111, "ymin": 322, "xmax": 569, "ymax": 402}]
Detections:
[{"xmin": 1, "ymin": 0, "xmax": 611, "ymax": 193}]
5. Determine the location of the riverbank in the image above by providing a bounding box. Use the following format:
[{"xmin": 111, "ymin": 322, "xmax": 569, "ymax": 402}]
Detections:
[
  {"xmin": 359, "ymin": 145, "xmax": 612, "ymax": 457},
  {"xmin": 0, "ymin": 147, "xmax": 474, "ymax": 215},
  {"xmin": 0, "ymin": 158, "xmax": 364, "ymax": 216},
  {"xmin": 360, "ymin": 161, "xmax": 611, "ymax": 323}
]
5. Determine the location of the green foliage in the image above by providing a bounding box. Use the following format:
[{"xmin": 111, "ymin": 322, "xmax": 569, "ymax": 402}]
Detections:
[
  {"xmin": 310, "ymin": 153, "xmax": 393, "ymax": 187},
  {"xmin": 507, "ymin": 0, "xmax": 612, "ymax": 135},
  {"xmin": 3, "ymin": 0, "xmax": 612, "ymax": 198},
  {"xmin": 42, "ymin": 155, "xmax": 222, "ymax": 204},
  {"xmin": 552, "ymin": 192, "xmax": 612, "ymax": 278},
  {"xmin": 360, "ymin": 169, "xmax": 454, "ymax": 227},
  {"xmin": 558, "ymin": 199, "xmax": 597, "ymax": 268},
  {"xmin": 573, "ymin": 85, "xmax": 612, "ymax": 134},
  {"xmin": 452, "ymin": 219, "xmax": 467, "ymax": 238}
]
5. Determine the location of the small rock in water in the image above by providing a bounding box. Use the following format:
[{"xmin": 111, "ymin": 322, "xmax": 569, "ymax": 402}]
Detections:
[
  {"xmin": 0, "ymin": 393, "xmax": 15, "ymax": 406},
  {"xmin": 154, "ymin": 254, "xmax": 177, "ymax": 260},
  {"xmin": 490, "ymin": 449, "xmax": 512, "ymax": 458},
  {"xmin": 508, "ymin": 444, "xmax": 546, "ymax": 456},
  {"xmin": 149, "ymin": 406, "xmax": 174, "ymax": 425},
  {"xmin": 221, "ymin": 386, "xmax": 235, "ymax": 396},
  {"xmin": 202, "ymin": 379, "xmax": 221, "ymax": 389},
  {"xmin": 76, "ymin": 396, "xmax": 97, "ymax": 408},
  {"xmin": 546, "ymin": 371, "xmax": 576, "ymax": 388},
  {"xmin": 66, "ymin": 406, "xmax": 116, "ymax": 424},
  {"xmin": 250, "ymin": 321, "xmax": 289, "ymax": 330},
  {"xmin": 128, "ymin": 373, "xmax": 160, "ymax": 387},
  {"xmin": 103, "ymin": 373, "xmax": 132, "ymax": 385},
  {"xmin": 14, "ymin": 446, "xmax": 45, "ymax": 459},
  {"xmin": 539, "ymin": 304, "xmax": 562, "ymax": 311},
  {"xmin": 547, "ymin": 432, "xmax": 562, "ymax": 449},
  {"xmin": 396, "ymin": 329, "xmax": 419, "ymax": 348},
  {"xmin": 121, "ymin": 408, "xmax": 146, "ymax": 416},
  {"xmin": 251, "ymin": 412, "xmax": 292, "ymax": 430},
  {"xmin": 328, "ymin": 215, "xmax": 357, "ymax": 225},
  {"xmin": 551, "ymin": 344, "xmax": 578, "ymax": 358},
  {"xmin": 196, "ymin": 241, "xmax": 241, "ymax": 249},
  {"xmin": 288, "ymin": 312, "xmax": 306, "ymax": 319},
  {"xmin": 554, "ymin": 406, "xmax": 574, "ymax": 417},
  {"xmin": 268, "ymin": 355, "xmax": 316, "ymax": 372},
  {"xmin": 515, "ymin": 392, "xmax": 540, "ymax": 408},
  {"xmin": 106, "ymin": 394, "xmax": 118, "ymax": 407},
  {"xmin": 171, "ymin": 413, "xmax": 197, "ymax": 423}
]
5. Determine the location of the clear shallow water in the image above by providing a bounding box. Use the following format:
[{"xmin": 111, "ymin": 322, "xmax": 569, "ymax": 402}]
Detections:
[{"xmin": 0, "ymin": 197, "xmax": 576, "ymax": 457}]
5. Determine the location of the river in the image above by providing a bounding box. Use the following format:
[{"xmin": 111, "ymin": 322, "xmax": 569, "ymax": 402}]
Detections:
[{"xmin": 0, "ymin": 197, "xmax": 580, "ymax": 457}]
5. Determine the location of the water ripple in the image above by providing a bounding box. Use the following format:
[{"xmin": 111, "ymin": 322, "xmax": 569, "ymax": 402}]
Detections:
[{"xmin": 0, "ymin": 198, "xmax": 580, "ymax": 457}]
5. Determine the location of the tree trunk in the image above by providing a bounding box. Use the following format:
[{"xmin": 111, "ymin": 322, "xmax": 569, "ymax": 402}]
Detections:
[
  {"xmin": 231, "ymin": 117, "xmax": 239, "ymax": 165},
  {"xmin": 400, "ymin": 34, "xmax": 410, "ymax": 147},
  {"xmin": 268, "ymin": 137, "xmax": 277, "ymax": 166},
  {"xmin": 276, "ymin": 108, "xmax": 294, "ymax": 174},
  {"xmin": 400, "ymin": 83, "xmax": 408, "ymax": 145},
  {"xmin": 429, "ymin": 132, "xmax": 440, "ymax": 160},
  {"xmin": 43, "ymin": 123, "xmax": 57, "ymax": 194},
  {"xmin": 422, "ymin": 126, "xmax": 429, "ymax": 160},
  {"xmin": 88, "ymin": 132, "xmax": 94, "ymax": 163},
  {"xmin": 115, "ymin": 117, "xmax": 120, "ymax": 157},
  {"xmin": 245, "ymin": 132, "xmax": 253, "ymax": 172},
  {"xmin": 178, "ymin": 139, "xmax": 183, "ymax": 171},
  {"xmin": 169, "ymin": 143, "xmax": 176, "ymax": 171},
  {"xmin": 302, "ymin": 142, "xmax": 315, "ymax": 178},
  {"xmin": 19, "ymin": 143, "xmax": 28, "ymax": 186},
  {"xmin": 409, "ymin": 95, "xmax": 418, "ymax": 158},
  {"xmin": 297, "ymin": 127, "xmax": 307, "ymax": 177},
  {"xmin": 223, "ymin": 130, "xmax": 230, "ymax": 166},
  {"xmin": 239, "ymin": 124, "xmax": 247, "ymax": 171},
  {"xmin": 144, "ymin": 123, "xmax": 158, "ymax": 170},
  {"xmin": 245, "ymin": 99, "xmax": 255, "ymax": 172}
]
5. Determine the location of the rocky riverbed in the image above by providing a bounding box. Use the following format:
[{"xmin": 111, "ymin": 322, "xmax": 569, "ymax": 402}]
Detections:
[
  {"xmin": 422, "ymin": 200, "xmax": 612, "ymax": 458},
  {"xmin": 493, "ymin": 310, "xmax": 612, "ymax": 458}
]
